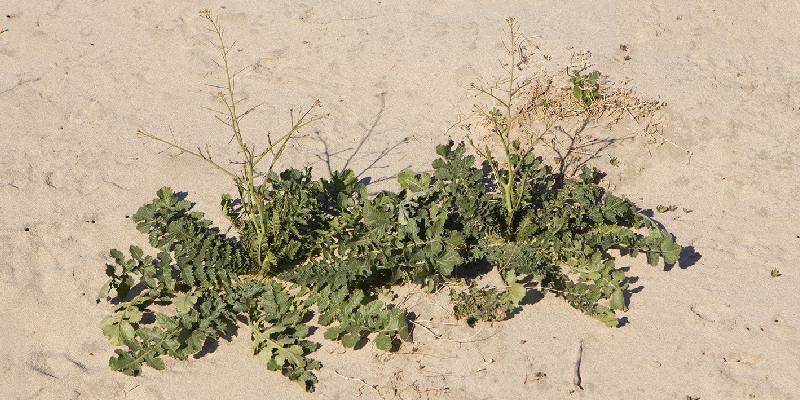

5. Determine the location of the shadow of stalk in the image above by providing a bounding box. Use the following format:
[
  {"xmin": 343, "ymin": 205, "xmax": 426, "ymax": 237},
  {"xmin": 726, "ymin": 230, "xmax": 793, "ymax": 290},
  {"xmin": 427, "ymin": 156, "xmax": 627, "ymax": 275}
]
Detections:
[
  {"xmin": 314, "ymin": 92, "xmax": 410, "ymax": 188},
  {"xmin": 544, "ymin": 115, "xmax": 632, "ymax": 178}
]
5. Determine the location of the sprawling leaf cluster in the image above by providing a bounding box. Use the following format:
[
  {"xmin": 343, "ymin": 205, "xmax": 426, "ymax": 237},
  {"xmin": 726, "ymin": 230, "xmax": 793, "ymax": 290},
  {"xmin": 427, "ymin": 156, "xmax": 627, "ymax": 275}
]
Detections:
[
  {"xmin": 429, "ymin": 140, "xmax": 681, "ymax": 326},
  {"xmin": 99, "ymin": 141, "xmax": 680, "ymax": 390},
  {"xmin": 98, "ymin": 188, "xmax": 320, "ymax": 390}
]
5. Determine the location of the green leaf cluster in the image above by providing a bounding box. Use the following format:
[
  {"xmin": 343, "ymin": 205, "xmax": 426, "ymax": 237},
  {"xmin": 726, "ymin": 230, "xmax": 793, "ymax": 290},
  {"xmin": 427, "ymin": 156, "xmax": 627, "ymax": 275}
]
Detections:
[
  {"xmin": 316, "ymin": 288, "xmax": 410, "ymax": 352},
  {"xmin": 569, "ymin": 70, "xmax": 601, "ymax": 108},
  {"xmin": 425, "ymin": 140, "xmax": 680, "ymax": 327},
  {"xmin": 450, "ymin": 283, "xmax": 515, "ymax": 327},
  {"xmin": 97, "ymin": 188, "xmax": 320, "ymax": 389},
  {"xmin": 247, "ymin": 280, "xmax": 320, "ymax": 391}
]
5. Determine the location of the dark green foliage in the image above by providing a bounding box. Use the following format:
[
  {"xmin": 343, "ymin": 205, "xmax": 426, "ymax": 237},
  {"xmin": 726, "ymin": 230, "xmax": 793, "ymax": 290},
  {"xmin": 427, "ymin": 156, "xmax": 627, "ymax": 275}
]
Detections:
[
  {"xmin": 98, "ymin": 188, "xmax": 320, "ymax": 390},
  {"xmin": 221, "ymin": 168, "xmax": 333, "ymax": 276},
  {"xmin": 314, "ymin": 287, "xmax": 410, "ymax": 351},
  {"xmin": 247, "ymin": 280, "xmax": 320, "ymax": 391},
  {"xmin": 430, "ymin": 140, "xmax": 680, "ymax": 327},
  {"xmin": 99, "ymin": 140, "xmax": 681, "ymax": 390},
  {"xmin": 131, "ymin": 186, "xmax": 256, "ymax": 277}
]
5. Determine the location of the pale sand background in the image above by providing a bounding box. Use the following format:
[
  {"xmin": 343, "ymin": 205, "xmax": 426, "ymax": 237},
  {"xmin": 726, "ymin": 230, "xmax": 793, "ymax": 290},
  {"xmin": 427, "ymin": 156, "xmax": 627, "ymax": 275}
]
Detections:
[{"xmin": 2, "ymin": 1, "xmax": 799, "ymax": 399}]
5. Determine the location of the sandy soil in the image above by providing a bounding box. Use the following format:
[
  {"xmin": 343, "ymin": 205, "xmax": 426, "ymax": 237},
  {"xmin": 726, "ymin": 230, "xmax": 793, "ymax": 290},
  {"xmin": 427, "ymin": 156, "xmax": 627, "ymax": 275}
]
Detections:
[{"xmin": 2, "ymin": 1, "xmax": 799, "ymax": 399}]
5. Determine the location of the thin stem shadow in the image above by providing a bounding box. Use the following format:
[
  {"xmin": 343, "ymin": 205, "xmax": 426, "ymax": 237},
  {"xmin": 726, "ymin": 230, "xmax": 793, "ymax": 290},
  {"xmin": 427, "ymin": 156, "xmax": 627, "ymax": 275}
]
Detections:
[{"xmin": 314, "ymin": 92, "xmax": 410, "ymax": 187}]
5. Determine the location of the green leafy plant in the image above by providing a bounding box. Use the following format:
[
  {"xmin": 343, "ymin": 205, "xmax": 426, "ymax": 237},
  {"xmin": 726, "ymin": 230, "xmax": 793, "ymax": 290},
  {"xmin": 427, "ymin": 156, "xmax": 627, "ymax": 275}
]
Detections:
[
  {"xmin": 98, "ymin": 12, "xmax": 683, "ymax": 391},
  {"xmin": 656, "ymin": 204, "xmax": 678, "ymax": 213},
  {"xmin": 459, "ymin": 17, "xmax": 680, "ymax": 326},
  {"xmin": 569, "ymin": 69, "xmax": 601, "ymax": 108},
  {"xmin": 138, "ymin": 10, "xmax": 326, "ymax": 278},
  {"xmin": 432, "ymin": 141, "xmax": 680, "ymax": 326},
  {"xmin": 468, "ymin": 18, "xmax": 558, "ymax": 229},
  {"xmin": 97, "ymin": 187, "xmax": 321, "ymax": 388},
  {"xmin": 451, "ymin": 283, "xmax": 521, "ymax": 327},
  {"xmin": 460, "ymin": 18, "xmax": 681, "ymax": 326}
]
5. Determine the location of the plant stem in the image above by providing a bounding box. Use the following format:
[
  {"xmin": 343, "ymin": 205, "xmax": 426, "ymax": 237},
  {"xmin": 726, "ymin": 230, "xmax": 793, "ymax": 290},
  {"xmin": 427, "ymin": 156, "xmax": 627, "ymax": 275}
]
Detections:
[{"xmin": 141, "ymin": 10, "xmax": 325, "ymax": 274}]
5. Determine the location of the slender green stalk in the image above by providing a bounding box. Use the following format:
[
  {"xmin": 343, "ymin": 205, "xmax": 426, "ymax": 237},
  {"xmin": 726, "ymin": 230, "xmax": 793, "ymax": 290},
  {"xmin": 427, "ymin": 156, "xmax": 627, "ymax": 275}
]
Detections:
[
  {"xmin": 468, "ymin": 17, "xmax": 532, "ymax": 226},
  {"xmin": 140, "ymin": 10, "xmax": 325, "ymax": 273}
]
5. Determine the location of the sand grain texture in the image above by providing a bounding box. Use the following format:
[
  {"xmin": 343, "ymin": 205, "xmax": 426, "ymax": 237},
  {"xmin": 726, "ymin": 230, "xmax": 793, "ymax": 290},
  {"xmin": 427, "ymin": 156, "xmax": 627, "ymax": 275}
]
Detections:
[{"xmin": 2, "ymin": 1, "xmax": 799, "ymax": 399}]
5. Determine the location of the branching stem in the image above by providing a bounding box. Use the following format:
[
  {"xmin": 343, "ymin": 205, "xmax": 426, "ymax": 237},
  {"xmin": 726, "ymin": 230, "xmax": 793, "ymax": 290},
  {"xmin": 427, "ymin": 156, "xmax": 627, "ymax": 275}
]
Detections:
[{"xmin": 140, "ymin": 10, "xmax": 325, "ymax": 274}]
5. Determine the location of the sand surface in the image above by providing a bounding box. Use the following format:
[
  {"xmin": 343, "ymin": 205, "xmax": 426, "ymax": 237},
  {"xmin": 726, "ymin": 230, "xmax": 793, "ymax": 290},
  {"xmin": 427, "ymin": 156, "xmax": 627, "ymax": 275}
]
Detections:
[{"xmin": 2, "ymin": 1, "xmax": 799, "ymax": 399}]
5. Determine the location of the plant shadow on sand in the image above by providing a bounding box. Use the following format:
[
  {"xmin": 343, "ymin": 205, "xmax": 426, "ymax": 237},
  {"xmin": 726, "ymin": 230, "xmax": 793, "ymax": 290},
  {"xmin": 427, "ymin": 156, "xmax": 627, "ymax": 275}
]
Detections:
[{"xmin": 313, "ymin": 92, "xmax": 410, "ymax": 190}]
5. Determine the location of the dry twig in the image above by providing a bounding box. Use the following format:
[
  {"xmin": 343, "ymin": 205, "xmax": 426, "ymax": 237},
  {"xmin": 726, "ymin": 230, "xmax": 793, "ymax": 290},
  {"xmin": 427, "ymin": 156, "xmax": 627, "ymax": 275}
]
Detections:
[
  {"xmin": 334, "ymin": 370, "xmax": 384, "ymax": 398},
  {"xmin": 573, "ymin": 340, "xmax": 584, "ymax": 390},
  {"xmin": 409, "ymin": 320, "xmax": 498, "ymax": 343}
]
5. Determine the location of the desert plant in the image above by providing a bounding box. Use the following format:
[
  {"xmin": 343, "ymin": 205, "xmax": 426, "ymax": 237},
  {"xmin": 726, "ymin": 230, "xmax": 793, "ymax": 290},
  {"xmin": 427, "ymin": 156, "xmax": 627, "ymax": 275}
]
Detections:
[
  {"xmin": 568, "ymin": 69, "xmax": 601, "ymax": 108},
  {"xmin": 467, "ymin": 18, "xmax": 556, "ymax": 229},
  {"xmin": 138, "ymin": 10, "xmax": 327, "ymax": 277},
  {"xmin": 98, "ymin": 12, "xmax": 682, "ymax": 392},
  {"xmin": 457, "ymin": 17, "xmax": 681, "ymax": 325}
]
